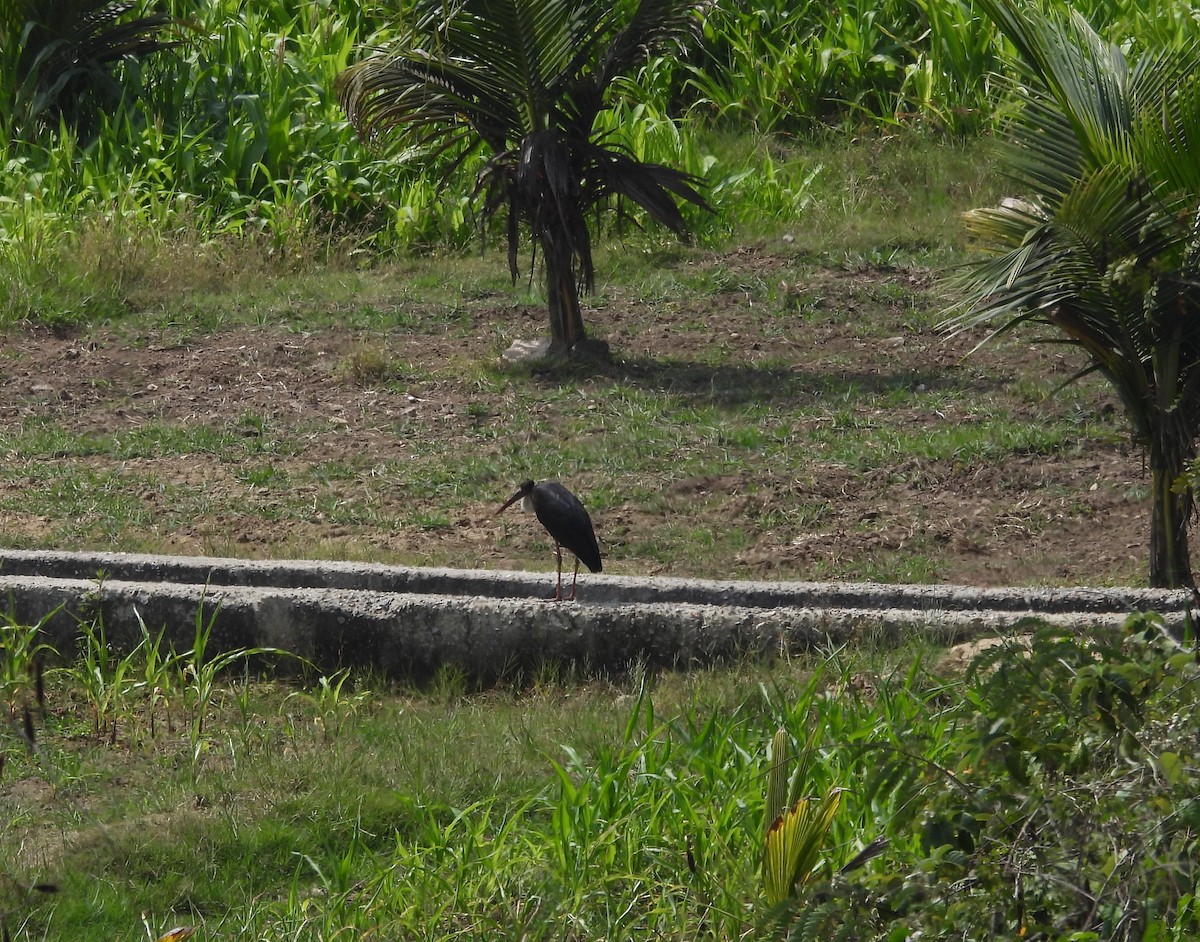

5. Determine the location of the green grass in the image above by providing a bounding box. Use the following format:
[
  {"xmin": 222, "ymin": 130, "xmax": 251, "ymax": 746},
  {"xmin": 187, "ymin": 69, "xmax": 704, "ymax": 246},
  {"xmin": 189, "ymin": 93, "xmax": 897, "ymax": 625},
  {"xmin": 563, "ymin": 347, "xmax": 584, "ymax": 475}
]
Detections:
[
  {"xmin": 4, "ymin": 616, "xmax": 1200, "ymax": 941},
  {"xmin": 0, "ymin": 132, "xmax": 1150, "ymax": 585}
]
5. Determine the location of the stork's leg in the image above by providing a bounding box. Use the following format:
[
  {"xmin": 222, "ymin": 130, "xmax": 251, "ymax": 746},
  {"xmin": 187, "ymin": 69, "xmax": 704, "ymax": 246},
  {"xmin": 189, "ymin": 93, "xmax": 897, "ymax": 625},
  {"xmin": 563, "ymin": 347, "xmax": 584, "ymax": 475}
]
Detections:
[
  {"xmin": 551, "ymin": 545, "xmax": 564, "ymax": 601},
  {"xmin": 567, "ymin": 556, "xmax": 581, "ymax": 601}
]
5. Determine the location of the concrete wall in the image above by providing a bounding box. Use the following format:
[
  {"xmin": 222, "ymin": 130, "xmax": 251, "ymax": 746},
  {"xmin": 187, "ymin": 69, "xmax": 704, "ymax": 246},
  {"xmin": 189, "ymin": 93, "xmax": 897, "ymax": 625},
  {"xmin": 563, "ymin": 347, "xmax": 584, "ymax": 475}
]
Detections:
[{"xmin": 0, "ymin": 549, "xmax": 1190, "ymax": 679}]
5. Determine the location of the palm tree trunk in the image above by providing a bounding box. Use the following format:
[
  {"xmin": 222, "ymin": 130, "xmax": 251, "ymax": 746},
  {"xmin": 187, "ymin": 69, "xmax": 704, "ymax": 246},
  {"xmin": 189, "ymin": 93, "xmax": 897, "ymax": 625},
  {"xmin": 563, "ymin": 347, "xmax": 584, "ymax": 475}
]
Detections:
[
  {"xmin": 1148, "ymin": 415, "xmax": 1196, "ymax": 588},
  {"xmin": 542, "ymin": 234, "xmax": 586, "ymax": 350}
]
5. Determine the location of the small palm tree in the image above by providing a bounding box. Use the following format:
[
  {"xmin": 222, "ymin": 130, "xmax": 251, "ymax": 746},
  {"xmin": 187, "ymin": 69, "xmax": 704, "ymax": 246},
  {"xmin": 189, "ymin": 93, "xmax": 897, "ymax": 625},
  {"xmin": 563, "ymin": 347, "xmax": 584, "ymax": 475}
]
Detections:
[
  {"xmin": 1, "ymin": 1, "xmax": 176, "ymax": 140},
  {"xmin": 337, "ymin": 0, "xmax": 710, "ymax": 354},
  {"xmin": 945, "ymin": 0, "xmax": 1200, "ymax": 588},
  {"xmin": 762, "ymin": 727, "xmax": 842, "ymax": 908}
]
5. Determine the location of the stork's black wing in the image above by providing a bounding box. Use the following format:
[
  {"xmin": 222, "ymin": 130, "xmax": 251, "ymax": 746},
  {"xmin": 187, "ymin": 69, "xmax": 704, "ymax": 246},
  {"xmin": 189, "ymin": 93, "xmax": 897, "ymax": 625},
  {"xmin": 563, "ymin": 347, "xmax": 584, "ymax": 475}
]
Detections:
[{"xmin": 531, "ymin": 482, "xmax": 602, "ymax": 573}]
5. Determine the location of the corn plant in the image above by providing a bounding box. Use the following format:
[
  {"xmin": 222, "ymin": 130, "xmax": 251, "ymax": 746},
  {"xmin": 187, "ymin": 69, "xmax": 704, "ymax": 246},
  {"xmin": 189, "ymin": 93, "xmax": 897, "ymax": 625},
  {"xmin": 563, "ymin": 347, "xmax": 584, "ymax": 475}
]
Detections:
[
  {"xmin": 896, "ymin": 0, "xmax": 1003, "ymax": 134},
  {"xmin": 285, "ymin": 668, "xmax": 369, "ymax": 742},
  {"xmin": 131, "ymin": 608, "xmax": 175, "ymax": 737},
  {"xmin": 682, "ymin": 0, "xmax": 920, "ymax": 134},
  {"xmin": 70, "ymin": 613, "xmax": 149, "ymax": 742},
  {"xmin": 170, "ymin": 592, "xmax": 290, "ymax": 766},
  {"xmin": 0, "ymin": 609, "xmax": 56, "ymax": 718}
]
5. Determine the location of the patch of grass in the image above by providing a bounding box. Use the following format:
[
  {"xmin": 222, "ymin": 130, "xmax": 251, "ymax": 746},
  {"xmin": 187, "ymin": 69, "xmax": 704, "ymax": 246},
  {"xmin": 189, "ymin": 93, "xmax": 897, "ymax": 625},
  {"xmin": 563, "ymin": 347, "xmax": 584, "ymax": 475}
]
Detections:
[
  {"xmin": 238, "ymin": 464, "xmax": 286, "ymax": 488},
  {"xmin": 6, "ymin": 618, "xmax": 1200, "ymax": 941},
  {"xmin": 0, "ymin": 420, "xmax": 297, "ymax": 464},
  {"xmin": 801, "ymin": 409, "xmax": 1094, "ymax": 470},
  {"xmin": 732, "ymin": 134, "xmax": 1004, "ymax": 262},
  {"xmin": 340, "ymin": 343, "xmax": 401, "ymax": 386},
  {"xmin": 817, "ymin": 550, "xmax": 945, "ymax": 584},
  {"xmin": 309, "ymin": 459, "xmax": 365, "ymax": 483}
]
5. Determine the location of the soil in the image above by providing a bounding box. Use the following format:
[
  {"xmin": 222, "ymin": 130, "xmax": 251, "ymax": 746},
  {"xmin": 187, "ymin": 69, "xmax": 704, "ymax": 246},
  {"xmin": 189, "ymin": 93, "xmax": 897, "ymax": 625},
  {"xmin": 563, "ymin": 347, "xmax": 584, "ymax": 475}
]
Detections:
[{"xmin": 0, "ymin": 245, "xmax": 1161, "ymax": 588}]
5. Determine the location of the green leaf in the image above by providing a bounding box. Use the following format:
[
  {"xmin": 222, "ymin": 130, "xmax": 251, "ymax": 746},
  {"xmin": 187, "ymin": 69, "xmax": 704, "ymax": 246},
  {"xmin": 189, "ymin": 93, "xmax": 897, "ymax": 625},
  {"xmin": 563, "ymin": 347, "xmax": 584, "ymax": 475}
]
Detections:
[
  {"xmin": 1158, "ymin": 750, "xmax": 1184, "ymax": 785},
  {"xmin": 765, "ymin": 727, "xmax": 790, "ymax": 837},
  {"xmin": 762, "ymin": 789, "xmax": 843, "ymax": 907}
]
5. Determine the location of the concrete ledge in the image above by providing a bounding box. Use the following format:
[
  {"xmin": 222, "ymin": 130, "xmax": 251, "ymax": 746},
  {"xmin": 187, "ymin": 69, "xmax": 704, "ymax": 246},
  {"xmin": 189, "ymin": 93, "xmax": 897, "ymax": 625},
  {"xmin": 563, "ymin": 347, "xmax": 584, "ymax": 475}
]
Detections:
[{"xmin": 0, "ymin": 550, "xmax": 1190, "ymax": 678}]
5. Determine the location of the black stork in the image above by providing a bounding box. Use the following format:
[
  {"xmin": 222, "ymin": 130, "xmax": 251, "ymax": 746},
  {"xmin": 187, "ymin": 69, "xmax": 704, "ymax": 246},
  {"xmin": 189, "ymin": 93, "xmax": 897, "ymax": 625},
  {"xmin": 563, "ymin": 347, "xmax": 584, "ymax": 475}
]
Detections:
[{"xmin": 496, "ymin": 479, "xmax": 602, "ymax": 601}]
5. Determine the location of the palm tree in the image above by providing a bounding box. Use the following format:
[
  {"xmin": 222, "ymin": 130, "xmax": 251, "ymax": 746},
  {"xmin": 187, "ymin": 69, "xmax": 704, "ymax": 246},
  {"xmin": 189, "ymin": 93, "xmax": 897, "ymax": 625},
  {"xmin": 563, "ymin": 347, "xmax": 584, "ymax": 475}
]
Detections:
[
  {"xmin": 945, "ymin": 0, "xmax": 1200, "ymax": 588},
  {"xmin": 1, "ymin": 1, "xmax": 176, "ymax": 140},
  {"xmin": 336, "ymin": 0, "xmax": 710, "ymax": 354}
]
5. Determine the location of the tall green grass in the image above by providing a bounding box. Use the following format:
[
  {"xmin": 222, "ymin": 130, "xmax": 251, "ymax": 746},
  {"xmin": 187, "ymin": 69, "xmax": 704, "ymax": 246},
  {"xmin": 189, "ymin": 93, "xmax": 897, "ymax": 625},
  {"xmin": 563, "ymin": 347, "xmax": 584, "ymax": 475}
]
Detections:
[
  {"xmin": 0, "ymin": 0, "xmax": 1192, "ymax": 327},
  {"xmin": 7, "ymin": 617, "xmax": 1199, "ymax": 940}
]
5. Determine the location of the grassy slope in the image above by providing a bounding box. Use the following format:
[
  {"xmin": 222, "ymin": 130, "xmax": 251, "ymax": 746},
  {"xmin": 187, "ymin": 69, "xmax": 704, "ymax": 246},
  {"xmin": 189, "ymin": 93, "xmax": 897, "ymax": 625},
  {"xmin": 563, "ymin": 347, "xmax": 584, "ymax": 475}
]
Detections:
[{"xmin": 5, "ymin": 620, "xmax": 1199, "ymax": 942}]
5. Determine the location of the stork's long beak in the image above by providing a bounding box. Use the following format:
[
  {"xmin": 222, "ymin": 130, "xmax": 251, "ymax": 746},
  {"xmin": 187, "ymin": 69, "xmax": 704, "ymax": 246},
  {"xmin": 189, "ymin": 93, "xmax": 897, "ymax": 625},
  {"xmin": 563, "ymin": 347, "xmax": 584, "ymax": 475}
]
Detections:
[{"xmin": 495, "ymin": 489, "xmax": 525, "ymax": 516}]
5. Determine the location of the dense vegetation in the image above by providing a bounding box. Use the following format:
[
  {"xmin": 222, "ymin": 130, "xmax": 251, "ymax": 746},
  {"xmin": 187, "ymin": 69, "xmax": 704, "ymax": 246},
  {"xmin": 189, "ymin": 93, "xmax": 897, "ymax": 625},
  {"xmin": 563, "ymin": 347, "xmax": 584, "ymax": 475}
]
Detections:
[
  {"xmin": 1, "ymin": 0, "xmax": 1196, "ymax": 327},
  {"xmin": 3, "ymin": 614, "xmax": 1199, "ymax": 941}
]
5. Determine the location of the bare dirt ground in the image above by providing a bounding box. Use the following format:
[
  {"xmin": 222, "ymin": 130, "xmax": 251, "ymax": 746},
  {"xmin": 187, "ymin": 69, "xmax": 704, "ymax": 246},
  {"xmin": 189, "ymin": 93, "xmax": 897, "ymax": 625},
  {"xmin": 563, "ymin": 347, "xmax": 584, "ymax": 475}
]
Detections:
[{"xmin": 0, "ymin": 246, "xmax": 1158, "ymax": 587}]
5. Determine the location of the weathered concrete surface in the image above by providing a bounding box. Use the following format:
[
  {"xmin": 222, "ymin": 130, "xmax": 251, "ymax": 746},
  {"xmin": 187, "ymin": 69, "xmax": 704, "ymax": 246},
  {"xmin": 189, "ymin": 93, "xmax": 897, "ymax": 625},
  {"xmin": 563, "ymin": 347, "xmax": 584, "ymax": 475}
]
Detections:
[{"xmin": 0, "ymin": 549, "xmax": 1190, "ymax": 678}]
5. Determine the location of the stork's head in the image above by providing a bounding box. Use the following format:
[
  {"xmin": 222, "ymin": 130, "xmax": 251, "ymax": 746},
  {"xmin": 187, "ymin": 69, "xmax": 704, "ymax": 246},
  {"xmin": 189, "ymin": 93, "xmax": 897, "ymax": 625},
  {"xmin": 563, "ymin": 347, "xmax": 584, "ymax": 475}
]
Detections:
[{"xmin": 495, "ymin": 479, "xmax": 536, "ymax": 516}]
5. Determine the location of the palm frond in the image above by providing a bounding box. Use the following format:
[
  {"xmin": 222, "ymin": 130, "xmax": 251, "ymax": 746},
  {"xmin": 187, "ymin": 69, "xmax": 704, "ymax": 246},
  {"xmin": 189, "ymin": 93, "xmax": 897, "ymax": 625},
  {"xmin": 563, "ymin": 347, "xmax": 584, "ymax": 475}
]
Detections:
[
  {"xmin": 1134, "ymin": 51, "xmax": 1200, "ymax": 196},
  {"xmin": 338, "ymin": 51, "xmax": 513, "ymax": 154},
  {"xmin": 594, "ymin": 0, "xmax": 700, "ymax": 90},
  {"xmin": 565, "ymin": 0, "xmax": 701, "ymax": 128},
  {"xmin": 5, "ymin": 0, "xmax": 177, "ymax": 135},
  {"xmin": 68, "ymin": 2, "xmax": 175, "ymax": 64},
  {"xmin": 578, "ymin": 138, "xmax": 710, "ymax": 233}
]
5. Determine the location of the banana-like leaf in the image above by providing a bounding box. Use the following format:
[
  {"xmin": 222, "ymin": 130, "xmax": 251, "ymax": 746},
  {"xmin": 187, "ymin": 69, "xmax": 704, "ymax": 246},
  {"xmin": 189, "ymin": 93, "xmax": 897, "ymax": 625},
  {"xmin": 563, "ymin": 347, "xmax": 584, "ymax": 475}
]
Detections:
[
  {"xmin": 763, "ymin": 788, "xmax": 844, "ymax": 907},
  {"xmin": 764, "ymin": 727, "xmax": 790, "ymax": 838}
]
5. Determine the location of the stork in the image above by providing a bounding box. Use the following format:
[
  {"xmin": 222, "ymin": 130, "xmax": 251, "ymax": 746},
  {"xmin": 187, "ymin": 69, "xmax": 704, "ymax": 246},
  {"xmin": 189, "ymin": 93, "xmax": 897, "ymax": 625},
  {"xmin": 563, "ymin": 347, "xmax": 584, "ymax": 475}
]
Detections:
[{"xmin": 496, "ymin": 479, "xmax": 602, "ymax": 601}]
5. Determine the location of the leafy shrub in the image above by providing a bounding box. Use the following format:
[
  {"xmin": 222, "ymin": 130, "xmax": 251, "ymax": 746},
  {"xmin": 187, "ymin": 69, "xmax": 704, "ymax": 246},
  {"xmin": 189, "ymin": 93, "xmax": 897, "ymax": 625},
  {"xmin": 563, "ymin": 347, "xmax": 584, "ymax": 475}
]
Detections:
[{"xmin": 793, "ymin": 616, "xmax": 1200, "ymax": 942}]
